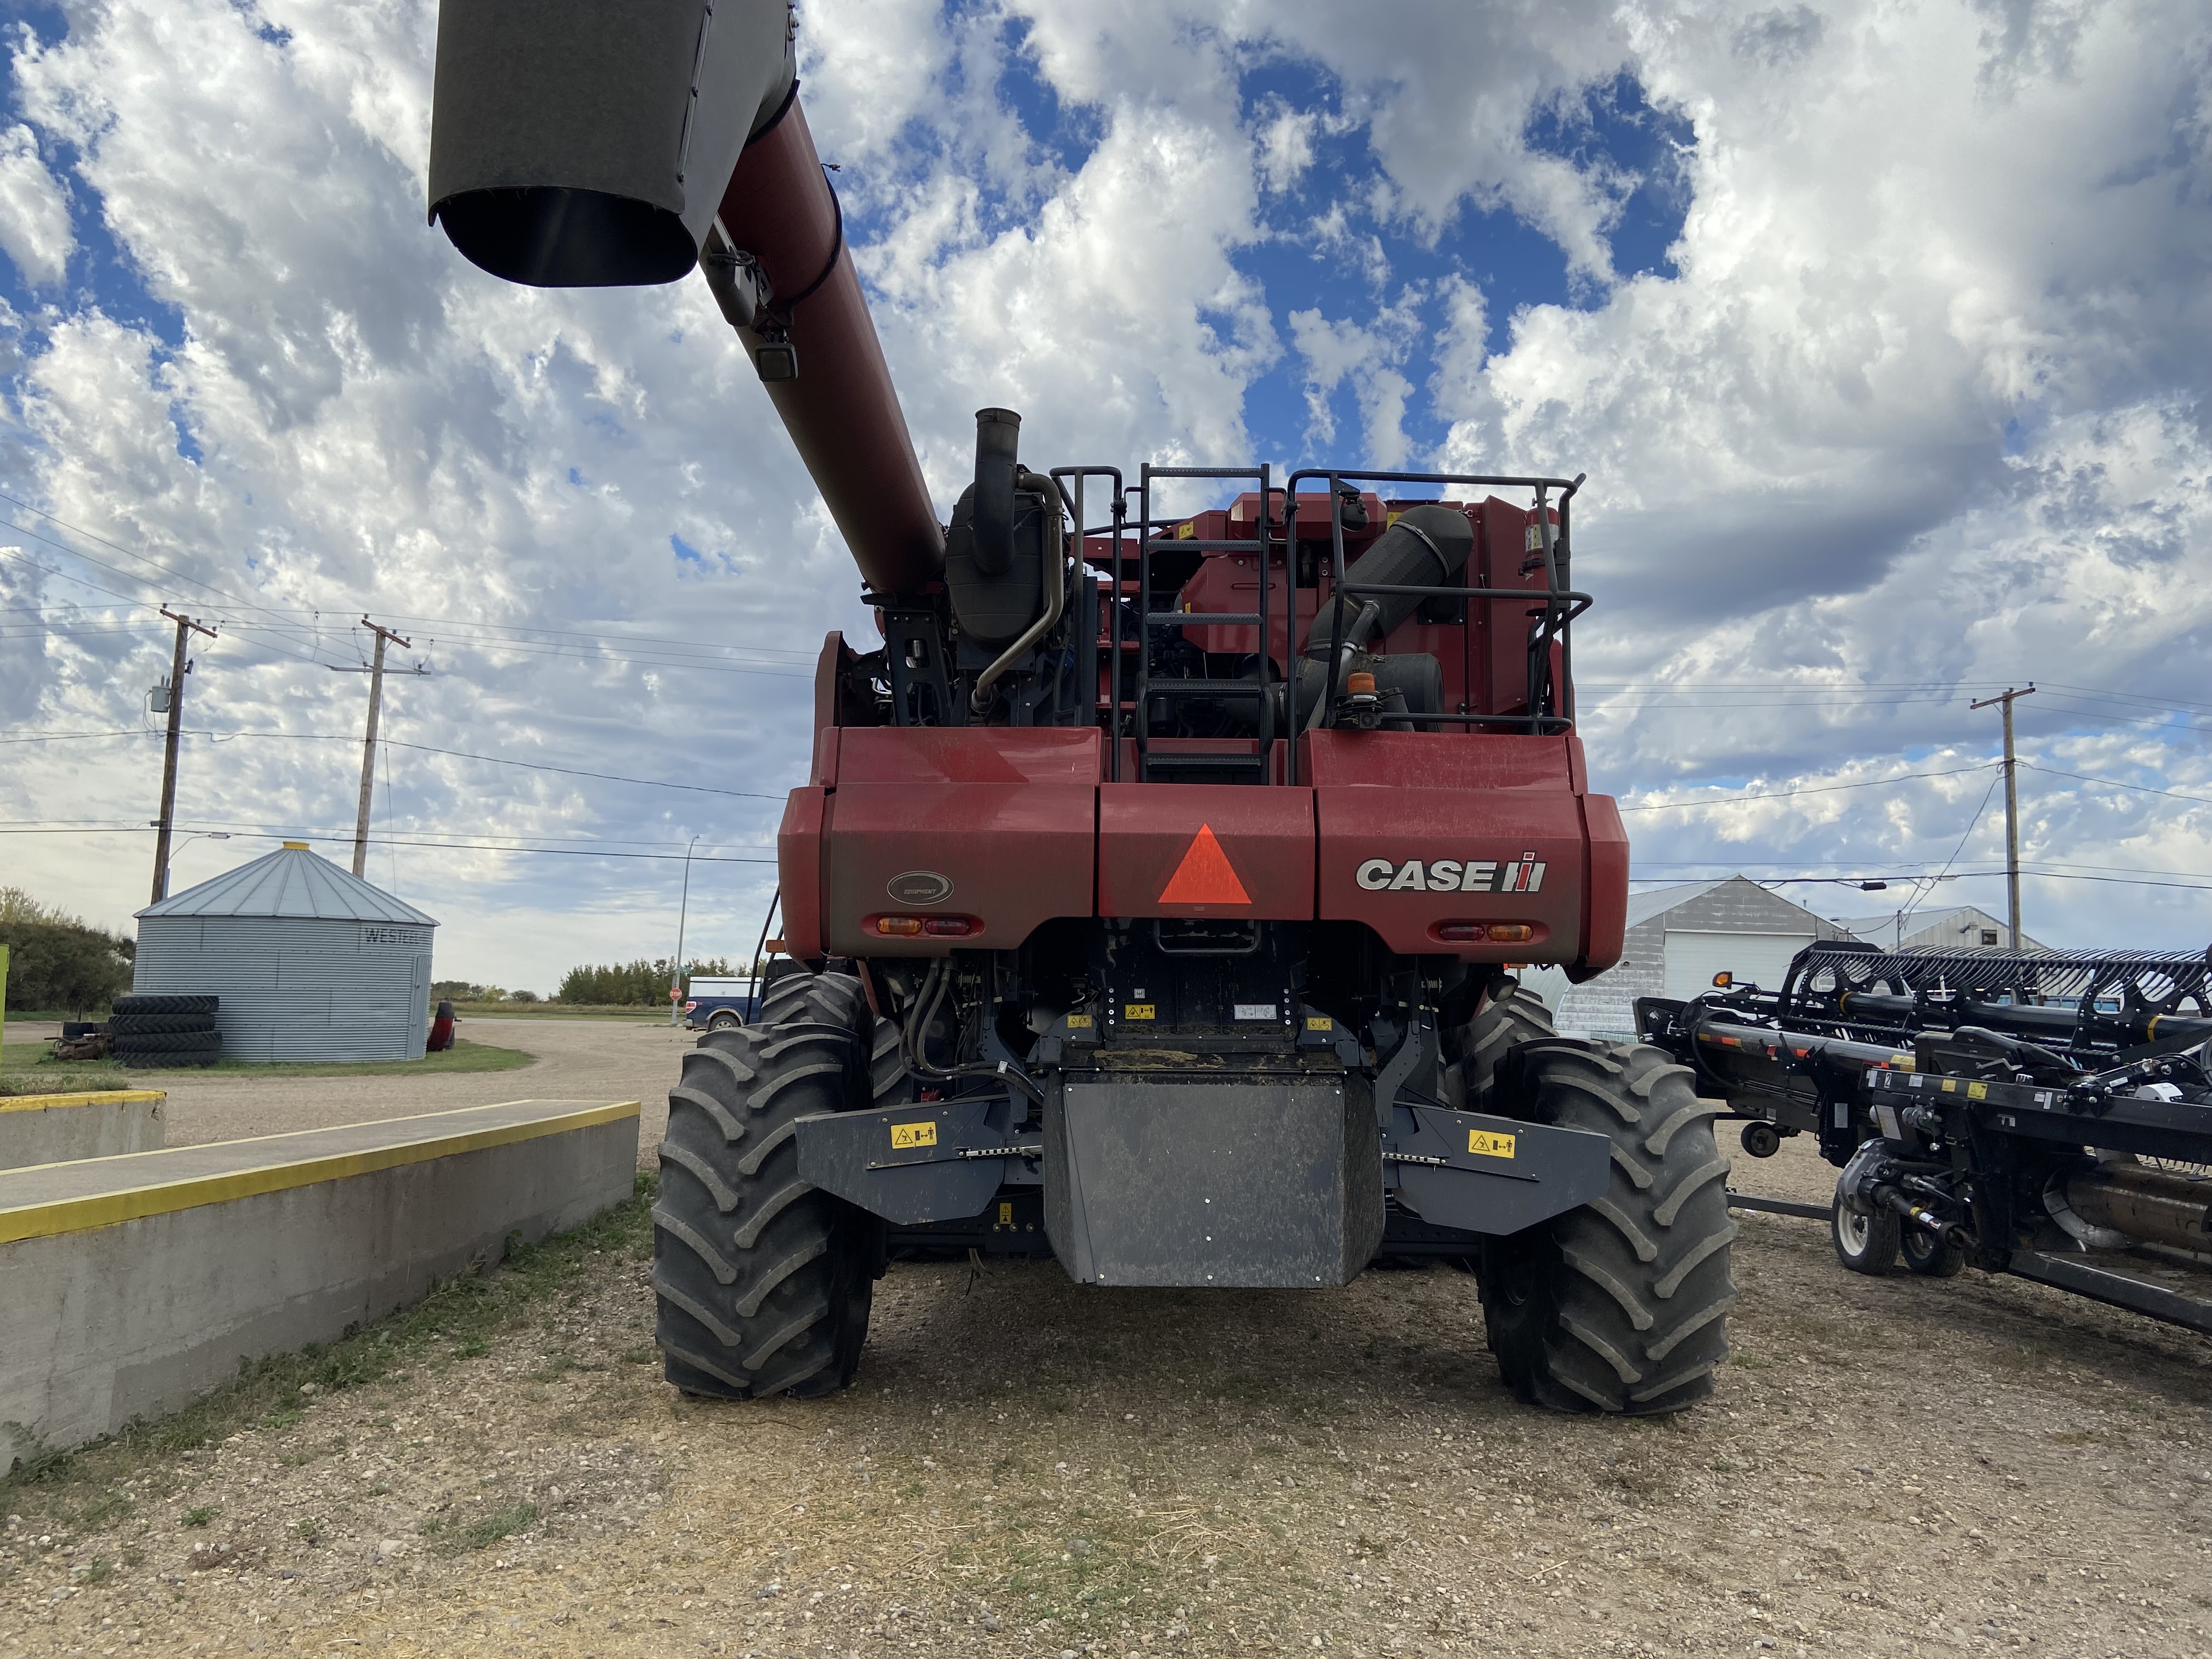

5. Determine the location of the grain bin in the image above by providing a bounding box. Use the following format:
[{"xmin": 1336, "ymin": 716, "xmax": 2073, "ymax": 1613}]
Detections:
[{"xmin": 132, "ymin": 843, "xmax": 439, "ymax": 1062}]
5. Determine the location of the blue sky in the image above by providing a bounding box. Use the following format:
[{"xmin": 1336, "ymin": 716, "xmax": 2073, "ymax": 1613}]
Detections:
[{"xmin": 2, "ymin": 0, "xmax": 2210, "ymax": 984}]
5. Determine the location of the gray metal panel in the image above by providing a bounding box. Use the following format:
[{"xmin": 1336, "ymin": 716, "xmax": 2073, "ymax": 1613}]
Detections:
[
  {"xmin": 138, "ymin": 845, "xmax": 438, "ymax": 926},
  {"xmin": 1045, "ymin": 1076, "xmax": 1382, "ymax": 1289},
  {"xmin": 133, "ymin": 917, "xmax": 432, "ymax": 1064}
]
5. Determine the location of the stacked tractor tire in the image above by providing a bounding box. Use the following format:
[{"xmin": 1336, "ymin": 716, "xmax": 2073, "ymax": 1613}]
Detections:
[{"xmin": 105, "ymin": 994, "xmax": 223, "ymax": 1069}]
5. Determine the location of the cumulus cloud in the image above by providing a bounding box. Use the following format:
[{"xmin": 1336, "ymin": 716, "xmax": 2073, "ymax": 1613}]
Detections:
[
  {"xmin": 2, "ymin": 0, "xmax": 2209, "ymax": 976},
  {"xmin": 0, "ymin": 122, "xmax": 70, "ymax": 286}
]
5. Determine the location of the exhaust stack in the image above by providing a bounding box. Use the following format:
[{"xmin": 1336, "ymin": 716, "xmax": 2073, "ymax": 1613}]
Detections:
[{"xmin": 427, "ymin": 0, "xmax": 944, "ymax": 595}]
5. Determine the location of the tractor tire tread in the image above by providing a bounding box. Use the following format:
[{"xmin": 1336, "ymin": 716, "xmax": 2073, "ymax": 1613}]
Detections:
[
  {"xmin": 1482, "ymin": 1041, "xmax": 1736, "ymax": 1417},
  {"xmin": 111, "ymin": 994, "xmax": 218, "ymax": 1016},
  {"xmin": 653, "ymin": 978, "xmax": 874, "ymax": 1400}
]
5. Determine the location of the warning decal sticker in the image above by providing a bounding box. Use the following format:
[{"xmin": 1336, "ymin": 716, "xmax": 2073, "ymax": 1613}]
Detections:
[{"xmin": 1158, "ymin": 823, "xmax": 1252, "ymax": 906}]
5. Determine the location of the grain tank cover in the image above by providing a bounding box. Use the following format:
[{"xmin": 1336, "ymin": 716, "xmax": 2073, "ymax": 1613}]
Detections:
[
  {"xmin": 428, "ymin": 0, "xmax": 797, "ymax": 286},
  {"xmin": 134, "ymin": 845, "xmax": 439, "ymax": 1063}
]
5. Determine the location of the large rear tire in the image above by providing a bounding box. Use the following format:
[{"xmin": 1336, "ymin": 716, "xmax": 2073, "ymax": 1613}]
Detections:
[
  {"xmin": 1460, "ymin": 978, "xmax": 1559, "ymax": 1101},
  {"xmin": 651, "ymin": 970, "xmax": 882, "ymax": 1400},
  {"xmin": 1481, "ymin": 1040, "xmax": 1737, "ymax": 1414}
]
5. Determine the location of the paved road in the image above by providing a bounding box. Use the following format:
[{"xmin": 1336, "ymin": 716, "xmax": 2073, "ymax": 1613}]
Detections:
[{"xmin": 126, "ymin": 1019, "xmax": 690, "ymax": 1167}]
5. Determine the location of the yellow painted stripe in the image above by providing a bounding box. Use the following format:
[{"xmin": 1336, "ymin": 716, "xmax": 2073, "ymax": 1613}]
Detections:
[
  {"xmin": 0, "ymin": 1090, "xmax": 167, "ymax": 1114},
  {"xmin": 0, "ymin": 1099, "xmax": 640, "ymax": 1245}
]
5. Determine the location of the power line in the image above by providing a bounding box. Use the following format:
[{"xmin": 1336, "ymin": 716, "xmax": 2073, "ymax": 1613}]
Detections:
[
  {"xmin": 1617, "ymin": 762, "xmax": 1997, "ymax": 813},
  {"xmin": 0, "ymin": 724, "xmax": 792, "ymax": 800}
]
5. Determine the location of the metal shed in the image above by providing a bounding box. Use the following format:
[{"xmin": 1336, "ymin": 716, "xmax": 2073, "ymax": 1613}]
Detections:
[
  {"xmin": 1523, "ymin": 876, "xmax": 1859, "ymax": 1039},
  {"xmin": 132, "ymin": 843, "xmax": 438, "ymax": 1062}
]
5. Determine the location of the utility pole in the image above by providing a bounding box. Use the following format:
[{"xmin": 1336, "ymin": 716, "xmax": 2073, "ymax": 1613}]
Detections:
[
  {"xmin": 1970, "ymin": 684, "xmax": 2036, "ymax": 950},
  {"xmin": 351, "ymin": 618, "xmax": 414, "ymax": 878},
  {"xmin": 669, "ymin": 835, "xmax": 702, "ymax": 1025},
  {"xmin": 150, "ymin": 608, "xmax": 218, "ymax": 905}
]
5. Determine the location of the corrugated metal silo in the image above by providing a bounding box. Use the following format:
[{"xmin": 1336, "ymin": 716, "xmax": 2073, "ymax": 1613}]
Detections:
[{"xmin": 132, "ymin": 843, "xmax": 440, "ymax": 1062}]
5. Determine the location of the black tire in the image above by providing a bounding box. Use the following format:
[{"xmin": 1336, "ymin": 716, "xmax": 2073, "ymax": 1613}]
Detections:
[
  {"xmin": 1739, "ymin": 1120, "xmax": 1782, "ymax": 1159},
  {"xmin": 1831, "ymin": 1183, "xmax": 1900, "ymax": 1274},
  {"xmin": 110, "ymin": 1030, "xmax": 221, "ymax": 1056},
  {"xmin": 1901, "ymin": 1224, "xmax": 1967, "ymax": 1278},
  {"xmin": 112, "ymin": 994, "xmax": 218, "ymax": 1016},
  {"xmin": 707, "ymin": 1012, "xmax": 742, "ymax": 1031},
  {"xmin": 1481, "ymin": 1040, "xmax": 1737, "ymax": 1414},
  {"xmin": 116, "ymin": 1047, "xmax": 220, "ymax": 1069},
  {"xmin": 1460, "ymin": 978, "xmax": 1558, "ymax": 1101},
  {"xmin": 109, "ymin": 1012, "xmax": 218, "ymax": 1037},
  {"xmin": 651, "ymin": 971, "xmax": 880, "ymax": 1401}
]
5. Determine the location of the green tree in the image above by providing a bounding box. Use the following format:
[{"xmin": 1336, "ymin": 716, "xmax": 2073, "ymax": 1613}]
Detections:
[{"xmin": 0, "ymin": 888, "xmax": 136, "ymax": 1014}]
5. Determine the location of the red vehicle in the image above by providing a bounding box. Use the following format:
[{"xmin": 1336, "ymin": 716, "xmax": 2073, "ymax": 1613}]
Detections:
[{"xmin": 428, "ymin": 0, "xmax": 1734, "ymax": 1414}]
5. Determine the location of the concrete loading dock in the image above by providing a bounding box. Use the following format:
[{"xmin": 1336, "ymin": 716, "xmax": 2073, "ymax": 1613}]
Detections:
[
  {"xmin": 0, "ymin": 1089, "xmax": 166, "ymax": 1170},
  {"xmin": 0, "ymin": 1096, "xmax": 639, "ymax": 1469}
]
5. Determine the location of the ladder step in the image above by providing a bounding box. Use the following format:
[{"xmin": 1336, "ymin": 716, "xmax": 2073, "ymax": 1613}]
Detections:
[
  {"xmin": 1139, "ymin": 681, "xmax": 1266, "ymax": 699},
  {"xmin": 1147, "ymin": 613, "xmax": 1262, "ymax": 626}
]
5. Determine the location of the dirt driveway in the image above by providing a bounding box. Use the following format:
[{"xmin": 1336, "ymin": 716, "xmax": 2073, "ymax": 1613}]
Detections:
[{"xmin": 7, "ymin": 1104, "xmax": 2210, "ymax": 1659}]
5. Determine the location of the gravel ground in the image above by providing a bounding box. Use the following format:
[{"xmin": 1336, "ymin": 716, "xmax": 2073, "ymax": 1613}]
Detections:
[{"xmin": 5, "ymin": 1078, "xmax": 2210, "ymax": 1658}]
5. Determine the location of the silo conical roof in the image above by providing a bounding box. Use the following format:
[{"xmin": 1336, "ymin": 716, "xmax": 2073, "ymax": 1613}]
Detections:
[{"xmin": 136, "ymin": 843, "xmax": 438, "ymax": 926}]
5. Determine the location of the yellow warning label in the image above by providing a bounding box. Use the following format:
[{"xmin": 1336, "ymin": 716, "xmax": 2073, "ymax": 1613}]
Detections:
[
  {"xmin": 1306, "ymin": 1015, "xmax": 1334, "ymax": 1031},
  {"xmin": 1126, "ymin": 1003, "xmax": 1156, "ymax": 1020},
  {"xmin": 890, "ymin": 1121, "xmax": 938, "ymax": 1150},
  {"xmin": 1940, "ymin": 1079, "xmax": 1957, "ymax": 1093},
  {"xmin": 1892, "ymin": 1054, "xmax": 1915, "ymax": 1071},
  {"xmin": 1468, "ymin": 1130, "xmax": 1517, "ymax": 1159},
  {"xmin": 1966, "ymin": 1081, "xmax": 1988, "ymax": 1101},
  {"xmin": 1176, "ymin": 521, "xmax": 1195, "ymax": 539},
  {"xmin": 998, "ymin": 1201, "xmax": 1014, "ymax": 1226},
  {"xmin": 1065, "ymin": 1013, "xmax": 1093, "ymax": 1029}
]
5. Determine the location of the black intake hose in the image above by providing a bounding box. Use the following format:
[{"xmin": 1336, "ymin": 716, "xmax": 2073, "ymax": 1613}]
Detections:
[
  {"xmin": 970, "ymin": 408, "xmax": 1022, "ymax": 578},
  {"xmin": 1329, "ymin": 504, "xmax": 1474, "ymax": 642}
]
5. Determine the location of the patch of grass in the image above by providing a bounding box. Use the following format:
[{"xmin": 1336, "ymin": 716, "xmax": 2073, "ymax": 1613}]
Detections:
[
  {"xmin": 527, "ymin": 1353, "xmax": 579, "ymax": 1383},
  {"xmin": 620, "ymin": 1346, "xmax": 657, "ymax": 1365},
  {"xmin": 183, "ymin": 1506, "xmax": 217, "ymax": 1528},
  {"xmin": 75, "ymin": 1558, "xmax": 114, "ymax": 1586},
  {"xmin": 1, "ymin": 1174, "xmax": 655, "ymax": 1515},
  {"xmin": 424, "ymin": 1503, "xmax": 539, "ymax": 1555},
  {"xmin": 72, "ymin": 1493, "xmax": 132, "ymax": 1530},
  {"xmin": 450, "ymin": 1002, "xmax": 669, "ymax": 1021}
]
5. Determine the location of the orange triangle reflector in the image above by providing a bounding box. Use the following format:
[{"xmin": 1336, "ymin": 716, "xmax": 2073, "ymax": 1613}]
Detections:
[{"xmin": 1158, "ymin": 823, "xmax": 1251, "ymax": 905}]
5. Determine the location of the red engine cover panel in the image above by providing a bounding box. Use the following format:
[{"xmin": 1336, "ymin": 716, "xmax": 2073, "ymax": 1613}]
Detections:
[
  {"xmin": 1578, "ymin": 793, "xmax": 1629, "ymax": 975},
  {"xmin": 1097, "ymin": 784, "xmax": 1314, "ymax": 920},
  {"xmin": 820, "ymin": 727, "xmax": 1099, "ymax": 956},
  {"xmin": 1305, "ymin": 731, "xmax": 1585, "ymax": 961},
  {"xmin": 777, "ymin": 786, "xmax": 829, "ymax": 960}
]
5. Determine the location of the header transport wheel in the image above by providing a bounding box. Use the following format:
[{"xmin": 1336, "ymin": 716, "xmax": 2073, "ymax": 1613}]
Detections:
[
  {"xmin": 651, "ymin": 971, "xmax": 884, "ymax": 1401},
  {"xmin": 1480, "ymin": 1041, "xmax": 1738, "ymax": 1414}
]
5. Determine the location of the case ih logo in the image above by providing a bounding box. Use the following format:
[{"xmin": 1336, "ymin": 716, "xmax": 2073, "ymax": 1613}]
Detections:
[{"xmin": 1355, "ymin": 853, "xmax": 1547, "ymax": 894}]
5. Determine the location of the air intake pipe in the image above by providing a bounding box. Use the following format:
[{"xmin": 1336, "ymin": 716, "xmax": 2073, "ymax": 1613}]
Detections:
[{"xmin": 426, "ymin": 0, "xmax": 943, "ymax": 596}]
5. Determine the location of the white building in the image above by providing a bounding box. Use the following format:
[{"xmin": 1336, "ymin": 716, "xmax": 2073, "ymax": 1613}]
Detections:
[
  {"xmin": 1829, "ymin": 904, "xmax": 2046, "ymax": 954},
  {"xmin": 1523, "ymin": 876, "xmax": 1859, "ymax": 1039}
]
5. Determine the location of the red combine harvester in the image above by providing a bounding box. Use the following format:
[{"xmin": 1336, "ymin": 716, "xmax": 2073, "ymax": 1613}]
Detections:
[{"xmin": 428, "ymin": 0, "xmax": 1735, "ymax": 1414}]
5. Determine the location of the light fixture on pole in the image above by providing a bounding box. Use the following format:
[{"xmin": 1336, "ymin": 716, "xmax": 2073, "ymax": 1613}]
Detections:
[
  {"xmin": 669, "ymin": 835, "xmax": 703, "ymax": 1026},
  {"xmin": 162, "ymin": 831, "xmax": 232, "ymax": 884}
]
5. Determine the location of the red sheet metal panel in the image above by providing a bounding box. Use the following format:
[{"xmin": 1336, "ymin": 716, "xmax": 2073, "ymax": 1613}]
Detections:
[
  {"xmin": 1306, "ymin": 731, "xmax": 1585, "ymax": 962},
  {"xmin": 1097, "ymin": 784, "xmax": 1314, "ymax": 920},
  {"xmin": 822, "ymin": 728, "xmax": 1098, "ymax": 956},
  {"xmin": 777, "ymin": 786, "xmax": 828, "ymax": 961},
  {"xmin": 1577, "ymin": 793, "xmax": 1629, "ymax": 975}
]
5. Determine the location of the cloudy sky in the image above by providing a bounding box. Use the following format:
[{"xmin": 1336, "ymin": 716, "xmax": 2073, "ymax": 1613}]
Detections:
[{"xmin": 2, "ymin": 0, "xmax": 2209, "ymax": 990}]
